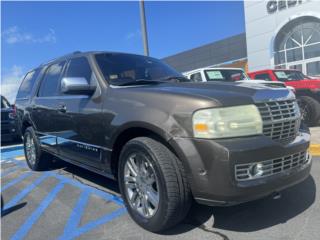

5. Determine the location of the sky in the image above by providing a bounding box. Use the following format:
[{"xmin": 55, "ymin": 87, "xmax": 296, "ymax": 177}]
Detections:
[{"xmin": 1, "ymin": 1, "xmax": 245, "ymax": 102}]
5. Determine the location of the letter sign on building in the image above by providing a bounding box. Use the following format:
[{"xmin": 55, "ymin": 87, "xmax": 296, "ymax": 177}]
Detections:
[{"xmin": 267, "ymin": 0, "xmax": 305, "ymax": 14}]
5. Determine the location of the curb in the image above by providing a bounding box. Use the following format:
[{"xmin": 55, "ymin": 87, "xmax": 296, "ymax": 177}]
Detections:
[{"xmin": 310, "ymin": 144, "xmax": 320, "ymax": 157}]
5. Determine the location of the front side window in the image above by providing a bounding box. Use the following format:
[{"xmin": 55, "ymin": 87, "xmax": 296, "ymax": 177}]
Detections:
[
  {"xmin": 95, "ymin": 53, "xmax": 185, "ymax": 85},
  {"xmin": 38, "ymin": 61, "xmax": 66, "ymax": 97},
  {"xmin": 17, "ymin": 69, "xmax": 40, "ymax": 99},
  {"xmin": 65, "ymin": 57, "xmax": 93, "ymax": 83},
  {"xmin": 190, "ymin": 72, "xmax": 202, "ymax": 82},
  {"xmin": 273, "ymin": 70, "xmax": 309, "ymax": 81},
  {"xmin": 204, "ymin": 69, "xmax": 248, "ymax": 81}
]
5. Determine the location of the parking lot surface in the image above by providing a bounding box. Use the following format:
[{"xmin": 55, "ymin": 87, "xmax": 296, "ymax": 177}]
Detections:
[{"xmin": 1, "ymin": 128, "xmax": 320, "ymax": 240}]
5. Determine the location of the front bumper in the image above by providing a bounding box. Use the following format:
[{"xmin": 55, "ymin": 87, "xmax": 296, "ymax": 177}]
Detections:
[{"xmin": 170, "ymin": 130, "xmax": 311, "ymax": 206}]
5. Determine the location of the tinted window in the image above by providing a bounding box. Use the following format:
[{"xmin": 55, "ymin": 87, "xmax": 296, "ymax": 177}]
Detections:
[
  {"xmin": 65, "ymin": 57, "xmax": 92, "ymax": 83},
  {"xmin": 95, "ymin": 53, "xmax": 184, "ymax": 85},
  {"xmin": 190, "ymin": 73, "xmax": 202, "ymax": 82},
  {"xmin": 273, "ymin": 70, "xmax": 309, "ymax": 81},
  {"xmin": 17, "ymin": 69, "xmax": 40, "ymax": 99},
  {"xmin": 38, "ymin": 61, "xmax": 66, "ymax": 97},
  {"xmin": 204, "ymin": 69, "xmax": 248, "ymax": 81},
  {"xmin": 255, "ymin": 73, "xmax": 272, "ymax": 81},
  {"xmin": 1, "ymin": 96, "xmax": 11, "ymax": 108}
]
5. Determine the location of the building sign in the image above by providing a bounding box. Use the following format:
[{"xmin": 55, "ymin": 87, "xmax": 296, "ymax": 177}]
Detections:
[{"xmin": 266, "ymin": 0, "xmax": 307, "ymax": 14}]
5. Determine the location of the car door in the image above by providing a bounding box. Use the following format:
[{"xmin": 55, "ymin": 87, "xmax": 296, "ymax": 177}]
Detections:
[
  {"xmin": 55, "ymin": 56, "xmax": 106, "ymax": 170},
  {"xmin": 31, "ymin": 61, "xmax": 67, "ymax": 154}
]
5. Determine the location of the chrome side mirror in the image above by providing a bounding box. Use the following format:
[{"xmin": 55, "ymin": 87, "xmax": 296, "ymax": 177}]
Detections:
[{"xmin": 61, "ymin": 77, "xmax": 96, "ymax": 95}]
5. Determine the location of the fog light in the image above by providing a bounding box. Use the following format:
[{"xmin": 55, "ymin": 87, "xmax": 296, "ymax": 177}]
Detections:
[
  {"xmin": 249, "ymin": 163, "xmax": 264, "ymax": 178},
  {"xmin": 11, "ymin": 129, "xmax": 16, "ymax": 132}
]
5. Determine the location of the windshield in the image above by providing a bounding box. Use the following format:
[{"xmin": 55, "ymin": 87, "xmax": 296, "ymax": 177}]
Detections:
[
  {"xmin": 1, "ymin": 96, "xmax": 11, "ymax": 109},
  {"xmin": 273, "ymin": 70, "xmax": 310, "ymax": 81},
  {"xmin": 95, "ymin": 53, "xmax": 187, "ymax": 85},
  {"xmin": 204, "ymin": 69, "xmax": 248, "ymax": 82}
]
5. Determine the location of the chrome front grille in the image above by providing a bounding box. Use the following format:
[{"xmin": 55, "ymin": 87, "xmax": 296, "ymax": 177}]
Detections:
[
  {"xmin": 235, "ymin": 151, "xmax": 310, "ymax": 181},
  {"xmin": 256, "ymin": 100, "xmax": 300, "ymax": 143}
]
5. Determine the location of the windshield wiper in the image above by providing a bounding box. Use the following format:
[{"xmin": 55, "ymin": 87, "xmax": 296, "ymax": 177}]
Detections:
[{"xmin": 114, "ymin": 79, "xmax": 165, "ymax": 86}]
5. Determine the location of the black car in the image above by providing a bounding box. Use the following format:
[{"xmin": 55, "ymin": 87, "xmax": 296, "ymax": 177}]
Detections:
[
  {"xmin": 1, "ymin": 95, "xmax": 19, "ymax": 142},
  {"xmin": 15, "ymin": 51, "xmax": 312, "ymax": 232}
]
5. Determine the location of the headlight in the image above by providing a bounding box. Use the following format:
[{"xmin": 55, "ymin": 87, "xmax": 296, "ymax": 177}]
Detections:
[{"xmin": 192, "ymin": 105, "xmax": 263, "ymax": 139}]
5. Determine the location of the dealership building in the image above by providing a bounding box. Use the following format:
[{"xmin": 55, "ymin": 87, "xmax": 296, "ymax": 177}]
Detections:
[{"xmin": 163, "ymin": 0, "xmax": 320, "ymax": 76}]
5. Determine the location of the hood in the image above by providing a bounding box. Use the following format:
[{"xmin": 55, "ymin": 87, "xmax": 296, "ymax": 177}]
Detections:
[{"xmin": 114, "ymin": 81, "xmax": 295, "ymax": 107}]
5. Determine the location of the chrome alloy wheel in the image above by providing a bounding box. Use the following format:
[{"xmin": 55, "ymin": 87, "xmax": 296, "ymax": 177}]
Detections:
[
  {"xmin": 124, "ymin": 153, "xmax": 160, "ymax": 218},
  {"xmin": 25, "ymin": 133, "xmax": 36, "ymax": 166}
]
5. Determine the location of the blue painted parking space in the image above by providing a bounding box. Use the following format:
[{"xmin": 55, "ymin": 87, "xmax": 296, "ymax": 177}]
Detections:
[
  {"xmin": 2, "ymin": 145, "xmax": 320, "ymax": 240},
  {"xmin": 1, "ymin": 146, "xmax": 127, "ymax": 240}
]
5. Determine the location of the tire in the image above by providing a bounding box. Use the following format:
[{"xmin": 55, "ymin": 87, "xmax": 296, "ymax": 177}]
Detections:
[
  {"xmin": 298, "ymin": 96, "xmax": 320, "ymax": 126},
  {"xmin": 118, "ymin": 137, "xmax": 192, "ymax": 232},
  {"xmin": 23, "ymin": 127, "xmax": 52, "ymax": 171}
]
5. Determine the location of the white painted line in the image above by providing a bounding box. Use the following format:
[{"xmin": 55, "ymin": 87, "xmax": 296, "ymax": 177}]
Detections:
[{"xmin": 0, "ymin": 144, "xmax": 23, "ymax": 150}]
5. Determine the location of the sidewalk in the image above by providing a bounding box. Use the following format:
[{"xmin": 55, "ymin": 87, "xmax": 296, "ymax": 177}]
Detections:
[{"xmin": 310, "ymin": 127, "xmax": 320, "ymax": 156}]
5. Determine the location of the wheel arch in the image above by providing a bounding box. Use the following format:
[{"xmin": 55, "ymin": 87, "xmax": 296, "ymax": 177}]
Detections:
[
  {"xmin": 110, "ymin": 124, "xmax": 180, "ymax": 178},
  {"xmin": 21, "ymin": 118, "xmax": 33, "ymax": 135}
]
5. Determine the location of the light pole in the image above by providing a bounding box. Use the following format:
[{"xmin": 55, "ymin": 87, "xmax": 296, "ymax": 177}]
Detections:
[{"xmin": 139, "ymin": 0, "xmax": 149, "ymax": 56}]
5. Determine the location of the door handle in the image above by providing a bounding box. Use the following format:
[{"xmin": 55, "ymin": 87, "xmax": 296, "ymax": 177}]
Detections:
[{"xmin": 57, "ymin": 104, "xmax": 67, "ymax": 113}]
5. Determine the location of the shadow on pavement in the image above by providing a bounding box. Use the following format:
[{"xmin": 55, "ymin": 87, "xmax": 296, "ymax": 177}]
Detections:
[
  {"xmin": 164, "ymin": 175, "xmax": 315, "ymax": 235},
  {"xmin": 1, "ymin": 202, "xmax": 27, "ymax": 218},
  {"xmin": 51, "ymin": 160, "xmax": 120, "ymax": 194},
  {"xmin": 211, "ymin": 176, "xmax": 316, "ymax": 232},
  {"xmin": 38, "ymin": 159, "xmax": 316, "ymax": 236},
  {"xmin": 1, "ymin": 138, "xmax": 22, "ymax": 147}
]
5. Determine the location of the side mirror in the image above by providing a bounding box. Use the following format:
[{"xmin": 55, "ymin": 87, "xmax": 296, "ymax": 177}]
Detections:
[{"xmin": 61, "ymin": 77, "xmax": 96, "ymax": 95}]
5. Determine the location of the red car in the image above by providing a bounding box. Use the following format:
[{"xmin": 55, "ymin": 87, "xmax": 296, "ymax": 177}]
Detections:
[{"xmin": 248, "ymin": 69, "xmax": 320, "ymax": 126}]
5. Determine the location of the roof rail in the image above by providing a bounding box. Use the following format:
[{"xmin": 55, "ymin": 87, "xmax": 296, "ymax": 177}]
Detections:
[{"xmin": 40, "ymin": 51, "xmax": 82, "ymax": 66}]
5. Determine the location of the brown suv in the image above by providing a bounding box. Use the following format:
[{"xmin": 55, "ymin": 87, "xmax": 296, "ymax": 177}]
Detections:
[{"xmin": 16, "ymin": 51, "xmax": 312, "ymax": 232}]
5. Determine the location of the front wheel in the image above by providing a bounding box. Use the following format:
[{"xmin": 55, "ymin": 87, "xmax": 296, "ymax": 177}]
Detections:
[
  {"xmin": 298, "ymin": 96, "xmax": 320, "ymax": 126},
  {"xmin": 118, "ymin": 137, "xmax": 192, "ymax": 232}
]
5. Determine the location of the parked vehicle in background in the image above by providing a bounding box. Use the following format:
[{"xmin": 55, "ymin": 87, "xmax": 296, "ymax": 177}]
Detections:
[
  {"xmin": 1, "ymin": 95, "xmax": 19, "ymax": 142},
  {"xmin": 184, "ymin": 67, "xmax": 290, "ymax": 89},
  {"xmin": 248, "ymin": 69, "xmax": 320, "ymax": 126},
  {"xmin": 16, "ymin": 51, "xmax": 311, "ymax": 232}
]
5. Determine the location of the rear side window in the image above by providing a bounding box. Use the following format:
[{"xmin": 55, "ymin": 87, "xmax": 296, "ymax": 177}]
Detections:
[
  {"xmin": 17, "ymin": 69, "xmax": 40, "ymax": 99},
  {"xmin": 64, "ymin": 57, "xmax": 93, "ymax": 83},
  {"xmin": 38, "ymin": 61, "xmax": 66, "ymax": 97},
  {"xmin": 255, "ymin": 73, "xmax": 272, "ymax": 81}
]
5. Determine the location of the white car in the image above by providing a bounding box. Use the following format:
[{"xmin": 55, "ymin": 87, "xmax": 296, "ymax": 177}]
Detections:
[{"xmin": 183, "ymin": 67, "xmax": 294, "ymax": 90}]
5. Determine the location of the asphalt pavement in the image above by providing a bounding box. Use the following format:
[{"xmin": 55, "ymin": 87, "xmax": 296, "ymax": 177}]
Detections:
[{"xmin": 1, "ymin": 128, "xmax": 319, "ymax": 240}]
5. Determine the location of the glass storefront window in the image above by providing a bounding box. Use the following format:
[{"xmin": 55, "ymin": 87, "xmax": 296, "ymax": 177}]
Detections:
[
  {"xmin": 289, "ymin": 64, "xmax": 303, "ymax": 72},
  {"xmin": 275, "ymin": 51, "xmax": 285, "ymax": 65},
  {"xmin": 274, "ymin": 17, "xmax": 320, "ymax": 73},
  {"xmin": 286, "ymin": 48, "xmax": 303, "ymax": 62},
  {"xmin": 306, "ymin": 61, "xmax": 320, "ymax": 76},
  {"xmin": 304, "ymin": 43, "xmax": 320, "ymax": 59}
]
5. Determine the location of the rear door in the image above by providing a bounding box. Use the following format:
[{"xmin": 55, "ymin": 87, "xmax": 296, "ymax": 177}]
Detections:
[
  {"xmin": 55, "ymin": 56, "xmax": 105, "ymax": 169},
  {"xmin": 31, "ymin": 61, "xmax": 67, "ymax": 153}
]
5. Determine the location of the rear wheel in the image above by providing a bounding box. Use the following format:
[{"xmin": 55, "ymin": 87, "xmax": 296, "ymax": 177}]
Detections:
[
  {"xmin": 118, "ymin": 137, "xmax": 192, "ymax": 232},
  {"xmin": 23, "ymin": 127, "xmax": 52, "ymax": 171},
  {"xmin": 298, "ymin": 96, "xmax": 320, "ymax": 126}
]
